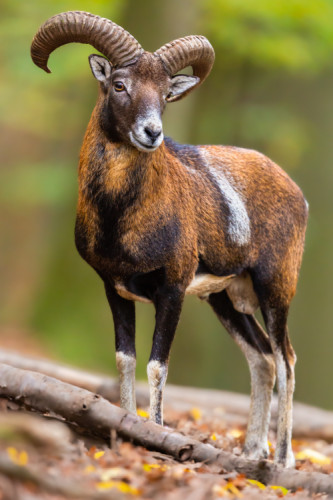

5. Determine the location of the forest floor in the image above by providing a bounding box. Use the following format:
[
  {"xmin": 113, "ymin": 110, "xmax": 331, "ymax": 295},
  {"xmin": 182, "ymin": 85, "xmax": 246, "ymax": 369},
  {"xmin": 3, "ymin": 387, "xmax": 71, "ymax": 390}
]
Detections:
[{"xmin": 0, "ymin": 348, "xmax": 332, "ymax": 499}]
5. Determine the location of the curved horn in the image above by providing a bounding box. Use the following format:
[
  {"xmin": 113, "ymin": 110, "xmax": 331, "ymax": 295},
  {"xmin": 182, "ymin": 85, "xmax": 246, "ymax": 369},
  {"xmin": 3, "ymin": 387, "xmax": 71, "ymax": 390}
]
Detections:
[
  {"xmin": 31, "ymin": 11, "xmax": 144, "ymax": 73},
  {"xmin": 155, "ymin": 35, "xmax": 215, "ymax": 102}
]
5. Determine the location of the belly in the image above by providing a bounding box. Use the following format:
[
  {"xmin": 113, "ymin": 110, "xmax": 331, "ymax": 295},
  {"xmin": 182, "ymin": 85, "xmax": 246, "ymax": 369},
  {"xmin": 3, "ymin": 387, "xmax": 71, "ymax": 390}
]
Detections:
[
  {"xmin": 115, "ymin": 270, "xmax": 259, "ymax": 315},
  {"xmin": 115, "ymin": 273, "xmax": 236, "ymax": 303}
]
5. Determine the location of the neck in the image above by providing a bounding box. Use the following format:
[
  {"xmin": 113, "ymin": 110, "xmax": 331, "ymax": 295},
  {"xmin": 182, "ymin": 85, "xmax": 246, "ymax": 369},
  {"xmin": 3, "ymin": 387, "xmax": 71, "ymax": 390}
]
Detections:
[{"xmin": 79, "ymin": 110, "xmax": 168, "ymax": 205}]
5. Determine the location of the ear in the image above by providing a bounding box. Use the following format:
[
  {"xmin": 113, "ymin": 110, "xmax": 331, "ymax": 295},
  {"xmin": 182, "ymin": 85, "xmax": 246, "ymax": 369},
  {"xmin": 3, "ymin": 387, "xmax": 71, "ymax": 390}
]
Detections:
[
  {"xmin": 88, "ymin": 54, "xmax": 112, "ymax": 86},
  {"xmin": 166, "ymin": 74, "xmax": 200, "ymax": 102}
]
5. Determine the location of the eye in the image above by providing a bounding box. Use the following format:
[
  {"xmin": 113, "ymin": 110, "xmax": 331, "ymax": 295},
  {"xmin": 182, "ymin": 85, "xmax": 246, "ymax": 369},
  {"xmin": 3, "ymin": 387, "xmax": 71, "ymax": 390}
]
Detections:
[{"xmin": 114, "ymin": 81, "xmax": 125, "ymax": 92}]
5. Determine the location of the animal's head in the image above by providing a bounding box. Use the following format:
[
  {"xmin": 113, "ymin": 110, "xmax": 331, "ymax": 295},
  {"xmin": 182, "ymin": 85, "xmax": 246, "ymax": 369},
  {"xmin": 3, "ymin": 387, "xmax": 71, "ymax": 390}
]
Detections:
[{"xmin": 31, "ymin": 11, "xmax": 215, "ymax": 152}]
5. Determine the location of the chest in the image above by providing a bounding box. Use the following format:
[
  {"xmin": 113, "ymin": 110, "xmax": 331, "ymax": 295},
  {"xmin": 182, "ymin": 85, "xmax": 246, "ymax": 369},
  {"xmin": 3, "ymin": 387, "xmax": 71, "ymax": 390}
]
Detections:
[{"xmin": 75, "ymin": 187, "xmax": 182, "ymax": 279}]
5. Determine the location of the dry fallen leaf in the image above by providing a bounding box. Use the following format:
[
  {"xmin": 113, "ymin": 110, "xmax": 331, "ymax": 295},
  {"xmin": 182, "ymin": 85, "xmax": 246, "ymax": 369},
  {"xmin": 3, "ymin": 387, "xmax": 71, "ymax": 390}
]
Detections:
[
  {"xmin": 6, "ymin": 447, "xmax": 28, "ymax": 466},
  {"xmin": 213, "ymin": 481, "xmax": 243, "ymax": 498},
  {"xmin": 137, "ymin": 409, "xmax": 149, "ymax": 418},
  {"xmin": 295, "ymin": 448, "xmax": 331, "ymax": 465},
  {"xmin": 190, "ymin": 407, "xmax": 202, "ymax": 422},
  {"xmin": 247, "ymin": 479, "xmax": 266, "ymax": 490},
  {"xmin": 96, "ymin": 480, "xmax": 140, "ymax": 495},
  {"xmin": 100, "ymin": 467, "xmax": 135, "ymax": 482},
  {"xmin": 84, "ymin": 465, "xmax": 96, "ymax": 474},
  {"xmin": 227, "ymin": 429, "xmax": 243, "ymax": 439},
  {"xmin": 143, "ymin": 463, "xmax": 169, "ymax": 472},
  {"xmin": 270, "ymin": 484, "xmax": 289, "ymax": 496}
]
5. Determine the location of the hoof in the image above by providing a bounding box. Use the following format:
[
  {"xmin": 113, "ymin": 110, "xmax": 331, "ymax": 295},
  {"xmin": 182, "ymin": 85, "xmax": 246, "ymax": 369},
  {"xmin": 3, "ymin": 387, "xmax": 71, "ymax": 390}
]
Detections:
[
  {"xmin": 274, "ymin": 449, "xmax": 295, "ymax": 468},
  {"xmin": 242, "ymin": 443, "xmax": 269, "ymax": 461}
]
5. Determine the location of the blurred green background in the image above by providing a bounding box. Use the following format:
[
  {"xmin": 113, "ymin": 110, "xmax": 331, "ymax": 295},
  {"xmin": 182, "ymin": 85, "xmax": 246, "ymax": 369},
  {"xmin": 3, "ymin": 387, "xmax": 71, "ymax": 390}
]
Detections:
[{"xmin": 1, "ymin": 0, "xmax": 333, "ymax": 409}]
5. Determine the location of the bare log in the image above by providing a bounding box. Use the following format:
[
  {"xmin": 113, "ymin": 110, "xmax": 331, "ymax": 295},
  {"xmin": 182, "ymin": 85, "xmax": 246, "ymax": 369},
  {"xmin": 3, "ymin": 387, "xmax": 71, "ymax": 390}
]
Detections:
[
  {"xmin": 1, "ymin": 349, "xmax": 333, "ymax": 441},
  {"xmin": 0, "ymin": 349, "xmax": 129, "ymax": 404},
  {"xmin": 0, "ymin": 362, "xmax": 332, "ymax": 495}
]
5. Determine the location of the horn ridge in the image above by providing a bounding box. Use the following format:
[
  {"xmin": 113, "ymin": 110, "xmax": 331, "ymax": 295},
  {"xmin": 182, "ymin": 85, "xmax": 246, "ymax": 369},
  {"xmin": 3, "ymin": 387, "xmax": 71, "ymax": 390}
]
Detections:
[
  {"xmin": 155, "ymin": 35, "xmax": 215, "ymax": 102},
  {"xmin": 31, "ymin": 11, "xmax": 144, "ymax": 73}
]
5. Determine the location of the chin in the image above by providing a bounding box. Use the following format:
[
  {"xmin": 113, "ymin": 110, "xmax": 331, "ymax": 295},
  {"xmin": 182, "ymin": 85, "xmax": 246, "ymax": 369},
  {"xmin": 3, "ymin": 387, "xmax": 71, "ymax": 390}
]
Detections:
[{"xmin": 129, "ymin": 132, "xmax": 163, "ymax": 153}]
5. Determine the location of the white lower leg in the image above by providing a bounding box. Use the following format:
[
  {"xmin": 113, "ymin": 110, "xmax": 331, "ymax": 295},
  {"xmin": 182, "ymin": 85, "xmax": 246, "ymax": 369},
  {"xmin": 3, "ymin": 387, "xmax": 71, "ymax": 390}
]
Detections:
[
  {"xmin": 274, "ymin": 350, "xmax": 295, "ymax": 467},
  {"xmin": 234, "ymin": 335, "xmax": 275, "ymax": 459},
  {"xmin": 116, "ymin": 351, "xmax": 136, "ymax": 414},
  {"xmin": 147, "ymin": 360, "xmax": 168, "ymax": 425},
  {"xmin": 245, "ymin": 357, "xmax": 275, "ymax": 458}
]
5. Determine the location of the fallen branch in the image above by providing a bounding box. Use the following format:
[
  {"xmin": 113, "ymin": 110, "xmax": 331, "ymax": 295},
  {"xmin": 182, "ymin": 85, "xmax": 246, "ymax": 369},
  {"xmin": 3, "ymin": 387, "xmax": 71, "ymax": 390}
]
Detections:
[
  {"xmin": 0, "ymin": 362, "xmax": 332, "ymax": 495},
  {"xmin": 1, "ymin": 349, "xmax": 333, "ymax": 442},
  {"xmin": 0, "ymin": 348, "xmax": 146, "ymax": 407}
]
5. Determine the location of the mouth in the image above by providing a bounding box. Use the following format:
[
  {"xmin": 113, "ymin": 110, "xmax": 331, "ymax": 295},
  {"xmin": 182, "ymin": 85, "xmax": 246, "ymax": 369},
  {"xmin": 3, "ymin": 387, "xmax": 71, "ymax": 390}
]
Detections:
[{"xmin": 129, "ymin": 132, "xmax": 163, "ymax": 153}]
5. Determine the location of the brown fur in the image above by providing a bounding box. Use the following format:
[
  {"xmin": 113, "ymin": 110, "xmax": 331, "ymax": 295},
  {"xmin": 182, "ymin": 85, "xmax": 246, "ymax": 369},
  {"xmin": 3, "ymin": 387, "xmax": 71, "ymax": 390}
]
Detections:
[
  {"xmin": 72, "ymin": 51, "xmax": 308, "ymax": 468},
  {"xmin": 31, "ymin": 12, "xmax": 308, "ymax": 466},
  {"xmin": 77, "ymin": 127, "xmax": 307, "ymax": 296}
]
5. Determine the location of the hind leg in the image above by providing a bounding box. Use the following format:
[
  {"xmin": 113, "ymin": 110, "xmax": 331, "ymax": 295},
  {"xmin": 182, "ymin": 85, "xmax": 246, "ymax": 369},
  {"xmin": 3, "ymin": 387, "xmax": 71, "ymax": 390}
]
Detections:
[
  {"xmin": 261, "ymin": 301, "xmax": 296, "ymax": 467},
  {"xmin": 208, "ymin": 290, "xmax": 275, "ymax": 460}
]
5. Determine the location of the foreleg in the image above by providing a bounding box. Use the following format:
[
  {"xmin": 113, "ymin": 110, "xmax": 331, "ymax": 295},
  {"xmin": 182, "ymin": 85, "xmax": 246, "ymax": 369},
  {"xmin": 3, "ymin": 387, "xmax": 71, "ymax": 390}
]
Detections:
[
  {"xmin": 105, "ymin": 282, "xmax": 136, "ymax": 414},
  {"xmin": 148, "ymin": 285, "xmax": 184, "ymax": 424}
]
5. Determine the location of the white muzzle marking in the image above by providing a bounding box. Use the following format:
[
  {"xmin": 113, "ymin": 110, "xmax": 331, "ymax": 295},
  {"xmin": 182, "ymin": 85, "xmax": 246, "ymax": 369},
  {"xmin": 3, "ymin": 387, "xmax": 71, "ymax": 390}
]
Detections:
[{"xmin": 130, "ymin": 110, "xmax": 163, "ymax": 152}]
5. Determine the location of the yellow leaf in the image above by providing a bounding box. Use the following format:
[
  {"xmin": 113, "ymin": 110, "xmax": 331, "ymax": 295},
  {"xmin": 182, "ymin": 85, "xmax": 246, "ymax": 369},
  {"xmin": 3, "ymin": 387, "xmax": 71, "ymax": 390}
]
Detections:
[
  {"xmin": 224, "ymin": 482, "xmax": 243, "ymax": 497},
  {"xmin": 17, "ymin": 451, "xmax": 28, "ymax": 466},
  {"xmin": 295, "ymin": 448, "xmax": 331, "ymax": 465},
  {"xmin": 228, "ymin": 429, "xmax": 243, "ymax": 439},
  {"xmin": 7, "ymin": 447, "xmax": 17, "ymax": 461},
  {"xmin": 172, "ymin": 466, "xmax": 195, "ymax": 479},
  {"xmin": 117, "ymin": 482, "xmax": 139, "ymax": 495},
  {"xmin": 212, "ymin": 484, "xmax": 225, "ymax": 496},
  {"xmin": 143, "ymin": 463, "xmax": 168, "ymax": 472},
  {"xmin": 6, "ymin": 447, "xmax": 28, "ymax": 466},
  {"xmin": 247, "ymin": 479, "xmax": 266, "ymax": 490},
  {"xmin": 84, "ymin": 465, "xmax": 96, "ymax": 474},
  {"xmin": 190, "ymin": 407, "xmax": 202, "ymax": 421},
  {"xmin": 210, "ymin": 433, "xmax": 217, "ymax": 441},
  {"xmin": 97, "ymin": 481, "xmax": 114, "ymax": 490},
  {"xmin": 96, "ymin": 480, "xmax": 139, "ymax": 495},
  {"xmin": 100, "ymin": 467, "xmax": 131, "ymax": 481},
  {"xmin": 268, "ymin": 440, "xmax": 274, "ymax": 451},
  {"xmin": 94, "ymin": 450, "xmax": 105, "ymax": 460},
  {"xmin": 270, "ymin": 485, "xmax": 289, "ymax": 496},
  {"xmin": 137, "ymin": 409, "xmax": 149, "ymax": 418}
]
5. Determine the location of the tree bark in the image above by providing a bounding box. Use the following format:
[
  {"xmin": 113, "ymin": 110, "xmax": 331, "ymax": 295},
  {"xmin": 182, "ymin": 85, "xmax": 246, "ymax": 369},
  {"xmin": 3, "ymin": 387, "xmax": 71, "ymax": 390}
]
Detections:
[
  {"xmin": 0, "ymin": 362, "xmax": 332, "ymax": 495},
  {"xmin": 1, "ymin": 349, "xmax": 333, "ymax": 442}
]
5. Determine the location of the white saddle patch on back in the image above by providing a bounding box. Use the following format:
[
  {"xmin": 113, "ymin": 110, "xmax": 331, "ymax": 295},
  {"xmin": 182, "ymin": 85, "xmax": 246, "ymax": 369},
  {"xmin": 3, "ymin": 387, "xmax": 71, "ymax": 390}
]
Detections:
[{"xmin": 201, "ymin": 151, "xmax": 251, "ymax": 245}]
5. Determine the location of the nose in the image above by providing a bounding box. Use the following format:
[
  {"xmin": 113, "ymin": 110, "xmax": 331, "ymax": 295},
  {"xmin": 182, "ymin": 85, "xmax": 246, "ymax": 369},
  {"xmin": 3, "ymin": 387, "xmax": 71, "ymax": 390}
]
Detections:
[{"xmin": 144, "ymin": 126, "xmax": 162, "ymax": 143}]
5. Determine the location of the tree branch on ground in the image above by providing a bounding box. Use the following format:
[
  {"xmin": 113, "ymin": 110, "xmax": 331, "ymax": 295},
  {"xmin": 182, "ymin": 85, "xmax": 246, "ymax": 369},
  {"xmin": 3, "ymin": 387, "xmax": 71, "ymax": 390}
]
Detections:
[
  {"xmin": 1, "ymin": 348, "xmax": 333, "ymax": 442},
  {"xmin": 0, "ymin": 362, "xmax": 332, "ymax": 495}
]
